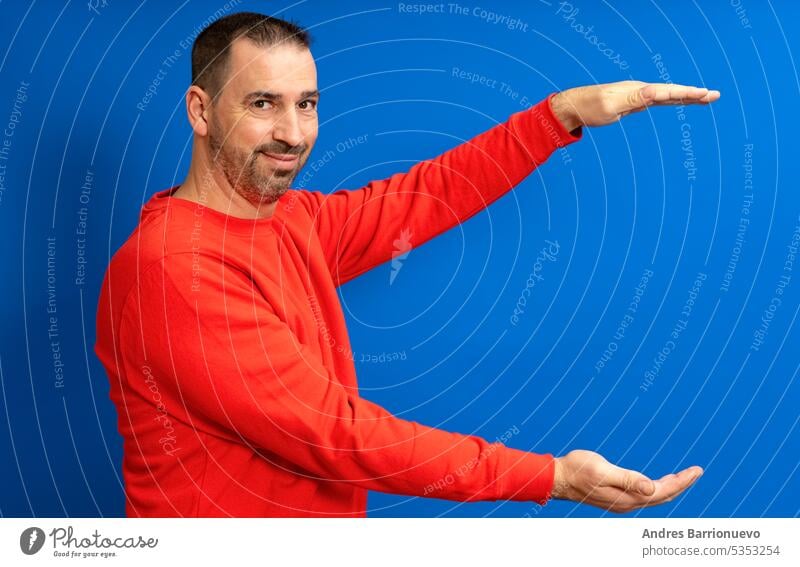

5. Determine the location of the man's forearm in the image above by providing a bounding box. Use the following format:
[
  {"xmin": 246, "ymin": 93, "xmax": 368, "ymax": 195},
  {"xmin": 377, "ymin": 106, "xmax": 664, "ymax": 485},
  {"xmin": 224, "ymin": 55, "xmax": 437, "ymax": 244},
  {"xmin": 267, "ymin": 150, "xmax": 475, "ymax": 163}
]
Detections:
[{"xmin": 306, "ymin": 94, "xmax": 583, "ymax": 286}]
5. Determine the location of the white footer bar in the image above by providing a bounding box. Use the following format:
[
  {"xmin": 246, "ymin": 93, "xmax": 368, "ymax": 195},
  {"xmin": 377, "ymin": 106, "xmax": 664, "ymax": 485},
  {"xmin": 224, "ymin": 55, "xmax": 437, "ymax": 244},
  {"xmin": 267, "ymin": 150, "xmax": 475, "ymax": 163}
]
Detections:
[{"xmin": 1, "ymin": 518, "xmax": 796, "ymax": 566}]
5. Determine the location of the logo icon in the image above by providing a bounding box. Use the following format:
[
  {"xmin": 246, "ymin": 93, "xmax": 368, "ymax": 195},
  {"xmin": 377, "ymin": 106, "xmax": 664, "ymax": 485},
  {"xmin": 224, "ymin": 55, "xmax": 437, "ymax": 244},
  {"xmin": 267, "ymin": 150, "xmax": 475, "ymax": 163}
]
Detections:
[
  {"xmin": 20, "ymin": 527, "xmax": 46, "ymax": 555},
  {"xmin": 390, "ymin": 227, "xmax": 413, "ymax": 285}
]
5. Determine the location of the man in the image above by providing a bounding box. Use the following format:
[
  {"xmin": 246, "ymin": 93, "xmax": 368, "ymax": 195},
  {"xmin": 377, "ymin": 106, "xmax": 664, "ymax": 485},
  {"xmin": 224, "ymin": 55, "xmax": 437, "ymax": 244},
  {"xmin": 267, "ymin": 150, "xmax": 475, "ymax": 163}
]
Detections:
[{"xmin": 95, "ymin": 11, "xmax": 720, "ymax": 517}]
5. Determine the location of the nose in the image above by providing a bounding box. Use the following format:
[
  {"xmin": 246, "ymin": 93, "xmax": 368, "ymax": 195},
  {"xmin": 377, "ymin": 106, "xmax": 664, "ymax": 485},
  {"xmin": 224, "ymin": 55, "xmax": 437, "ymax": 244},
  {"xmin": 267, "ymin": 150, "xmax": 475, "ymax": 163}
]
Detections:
[{"xmin": 272, "ymin": 106, "xmax": 304, "ymax": 149}]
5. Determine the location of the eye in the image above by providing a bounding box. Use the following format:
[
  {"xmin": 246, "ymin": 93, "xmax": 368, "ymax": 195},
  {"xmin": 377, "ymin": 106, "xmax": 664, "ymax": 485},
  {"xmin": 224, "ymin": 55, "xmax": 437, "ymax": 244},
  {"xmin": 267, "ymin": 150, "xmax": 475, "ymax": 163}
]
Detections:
[
  {"xmin": 252, "ymin": 99, "xmax": 273, "ymax": 110},
  {"xmin": 299, "ymin": 99, "xmax": 318, "ymax": 110}
]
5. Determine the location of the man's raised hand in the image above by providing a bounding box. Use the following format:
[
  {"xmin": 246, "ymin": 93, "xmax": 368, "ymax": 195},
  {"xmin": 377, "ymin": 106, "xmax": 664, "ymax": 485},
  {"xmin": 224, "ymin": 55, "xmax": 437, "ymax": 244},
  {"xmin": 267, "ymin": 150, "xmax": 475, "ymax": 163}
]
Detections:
[{"xmin": 550, "ymin": 80, "xmax": 721, "ymax": 132}]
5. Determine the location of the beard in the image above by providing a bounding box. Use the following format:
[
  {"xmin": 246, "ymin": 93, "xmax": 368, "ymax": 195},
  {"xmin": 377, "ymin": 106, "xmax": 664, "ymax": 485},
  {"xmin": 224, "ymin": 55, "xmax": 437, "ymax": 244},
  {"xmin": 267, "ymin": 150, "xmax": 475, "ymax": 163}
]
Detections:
[{"xmin": 207, "ymin": 115, "xmax": 306, "ymax": 206}]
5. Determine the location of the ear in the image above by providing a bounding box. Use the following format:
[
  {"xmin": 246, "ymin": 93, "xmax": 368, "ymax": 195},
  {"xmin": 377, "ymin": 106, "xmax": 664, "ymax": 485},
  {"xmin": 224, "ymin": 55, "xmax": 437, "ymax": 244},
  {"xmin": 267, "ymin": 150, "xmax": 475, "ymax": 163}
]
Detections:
[{"xmin": 186, "ymin": 85, "xmax": 211, "ymax": 137}]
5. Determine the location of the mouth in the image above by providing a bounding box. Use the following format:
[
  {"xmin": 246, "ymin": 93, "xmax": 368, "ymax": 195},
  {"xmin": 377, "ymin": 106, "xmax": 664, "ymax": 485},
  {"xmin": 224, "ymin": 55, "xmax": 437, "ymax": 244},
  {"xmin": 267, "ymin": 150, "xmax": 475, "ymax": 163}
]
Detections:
[{"xmin": 259, "ymin": 151, "xmax": 300, "ymax": 169}]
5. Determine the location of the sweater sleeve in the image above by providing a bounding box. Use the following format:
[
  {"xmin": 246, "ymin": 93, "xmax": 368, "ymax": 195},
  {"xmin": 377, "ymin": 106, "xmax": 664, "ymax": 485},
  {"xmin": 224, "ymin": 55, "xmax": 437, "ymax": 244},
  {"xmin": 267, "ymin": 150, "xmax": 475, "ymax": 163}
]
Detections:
[
  {"xmin": 299, "ymin": 93, "xmax": 582, "ymax": 286},
  {"xmin": 120, "ymin": 252, "xmax": 555, "ymax": 505}
]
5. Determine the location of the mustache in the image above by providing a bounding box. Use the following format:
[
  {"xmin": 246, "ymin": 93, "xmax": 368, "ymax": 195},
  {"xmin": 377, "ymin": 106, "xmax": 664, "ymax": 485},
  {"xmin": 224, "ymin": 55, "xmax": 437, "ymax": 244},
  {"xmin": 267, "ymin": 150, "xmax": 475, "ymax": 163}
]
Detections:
[{"xmin": 256, "ymin": 143, "xmax": 306, "ymax": 156}]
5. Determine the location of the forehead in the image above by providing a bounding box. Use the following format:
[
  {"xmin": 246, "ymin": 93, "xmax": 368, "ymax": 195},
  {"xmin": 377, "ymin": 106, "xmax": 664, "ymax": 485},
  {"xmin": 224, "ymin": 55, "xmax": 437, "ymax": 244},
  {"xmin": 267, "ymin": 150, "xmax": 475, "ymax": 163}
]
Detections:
[{"xmin": 226, "ymin": 37, "xmax": 316, "ymax": 94}]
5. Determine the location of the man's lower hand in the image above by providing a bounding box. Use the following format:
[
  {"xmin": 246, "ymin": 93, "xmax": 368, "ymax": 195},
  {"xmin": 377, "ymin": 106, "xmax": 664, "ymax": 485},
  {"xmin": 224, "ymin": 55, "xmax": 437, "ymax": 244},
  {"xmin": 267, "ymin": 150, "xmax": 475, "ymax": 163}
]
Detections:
[
  {"xmin": 550, "ymin": 80, "xmax": 721, "ymax": 132},
  {"xmin": 551, "ymin": 449, "xmax": 704, "ymax": 513}
]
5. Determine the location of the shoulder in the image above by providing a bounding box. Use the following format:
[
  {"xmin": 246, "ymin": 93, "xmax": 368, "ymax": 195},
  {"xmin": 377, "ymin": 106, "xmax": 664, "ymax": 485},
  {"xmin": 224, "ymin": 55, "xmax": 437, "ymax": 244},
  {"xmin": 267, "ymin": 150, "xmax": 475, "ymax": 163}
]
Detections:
[
  {"xmin": 280, "ymin": 188, "xmax": 325, "ymax": 217},
  {"xmin": 101, "ymin": 202, "xmax": 224, "ymax": 310}
]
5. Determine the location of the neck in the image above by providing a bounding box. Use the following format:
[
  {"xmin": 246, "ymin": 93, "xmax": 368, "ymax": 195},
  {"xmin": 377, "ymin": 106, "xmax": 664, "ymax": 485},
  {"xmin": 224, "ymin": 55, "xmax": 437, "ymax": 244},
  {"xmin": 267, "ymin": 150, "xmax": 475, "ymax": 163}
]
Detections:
[{"xmin": 174, "ymin": 163, "xmax": 278, "ymax": 220}]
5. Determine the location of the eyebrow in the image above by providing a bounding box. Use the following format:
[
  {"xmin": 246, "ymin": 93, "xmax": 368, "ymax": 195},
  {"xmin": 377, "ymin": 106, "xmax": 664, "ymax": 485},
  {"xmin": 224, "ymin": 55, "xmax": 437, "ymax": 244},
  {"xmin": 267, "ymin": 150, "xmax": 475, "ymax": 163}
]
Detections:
[{"xmin": 242, "ymin": 89, "xmax": 320, "ymax": 104}]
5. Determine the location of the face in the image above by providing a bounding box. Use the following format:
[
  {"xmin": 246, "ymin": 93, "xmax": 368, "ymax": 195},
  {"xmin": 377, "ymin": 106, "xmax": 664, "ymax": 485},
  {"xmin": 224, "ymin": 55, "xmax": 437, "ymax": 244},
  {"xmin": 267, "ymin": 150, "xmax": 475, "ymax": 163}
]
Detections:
[{"xmin": 206, "ymin": 38, "xmax": 318, "ymax": 205}]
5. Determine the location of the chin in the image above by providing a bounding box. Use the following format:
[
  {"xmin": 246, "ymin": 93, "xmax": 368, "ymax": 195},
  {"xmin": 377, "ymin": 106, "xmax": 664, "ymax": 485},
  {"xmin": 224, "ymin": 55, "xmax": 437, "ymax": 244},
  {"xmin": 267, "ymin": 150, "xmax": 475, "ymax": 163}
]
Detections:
[{"xmin": 262, "ymin": 185, "xmax": 291, "ymax": 204}]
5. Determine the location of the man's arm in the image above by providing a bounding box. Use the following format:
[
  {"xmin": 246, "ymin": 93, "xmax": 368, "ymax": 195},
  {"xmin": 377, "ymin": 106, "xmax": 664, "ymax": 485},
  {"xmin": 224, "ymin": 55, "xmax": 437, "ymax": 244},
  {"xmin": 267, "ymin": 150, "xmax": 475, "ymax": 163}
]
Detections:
[
  {"xmin": 299, "ymin": 81, "xmax": 720, "ymax": 287},
  {"xmin": 299, "ymin": 93, "xmax": 582, "ymax": 287},
  {"xmin": 119, "ymin": 252, "xmax": 555, "ymax": 504}
]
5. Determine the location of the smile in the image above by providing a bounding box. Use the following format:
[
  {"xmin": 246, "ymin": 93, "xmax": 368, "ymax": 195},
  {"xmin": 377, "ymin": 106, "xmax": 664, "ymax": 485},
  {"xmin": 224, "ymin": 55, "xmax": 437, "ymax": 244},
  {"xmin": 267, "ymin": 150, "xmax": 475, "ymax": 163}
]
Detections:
[{"xmin": 260, "ymin": 151, "xmax": 299, "ymax": 168}]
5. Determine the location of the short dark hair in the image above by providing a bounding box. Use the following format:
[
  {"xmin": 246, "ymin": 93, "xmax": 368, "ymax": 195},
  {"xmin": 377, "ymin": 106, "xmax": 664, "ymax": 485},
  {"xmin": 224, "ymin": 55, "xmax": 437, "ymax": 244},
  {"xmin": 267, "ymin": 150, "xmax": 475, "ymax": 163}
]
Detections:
[{"xmin": 191, "ymin": 11, "xmax": 312, "ymax": 103}]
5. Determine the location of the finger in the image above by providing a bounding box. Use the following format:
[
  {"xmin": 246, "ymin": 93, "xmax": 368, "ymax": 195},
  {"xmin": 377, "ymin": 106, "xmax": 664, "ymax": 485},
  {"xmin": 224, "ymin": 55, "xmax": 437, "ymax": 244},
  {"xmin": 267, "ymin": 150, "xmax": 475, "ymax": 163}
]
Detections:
[
  {"xmin": 597, "ymin": 466, "xmax": 703, "ymax": 512},
  {"xmin": 665, "ymin": 89, "xmax": 721, "ymax": 105},
  {"xmin": 640, "ymin": 84, "xmax": 719, "ymax": 106},
  {"xmin": 655, "ymin": 465, "xmax": 704, "ymax": 485},
  {"xmin": 647, "ymin": 466, "xmax": 704, "ymax": 504},
  {"xmin": 598, "ymin": 464, "xmax": 656, "ymax": 496},
  {"xmin": 590, "ymin": 485, "xmax": 656, "ymax": 511},
  {"xmin": 640, "ymin": 84, "xmax": 691, "ymax": 104}
]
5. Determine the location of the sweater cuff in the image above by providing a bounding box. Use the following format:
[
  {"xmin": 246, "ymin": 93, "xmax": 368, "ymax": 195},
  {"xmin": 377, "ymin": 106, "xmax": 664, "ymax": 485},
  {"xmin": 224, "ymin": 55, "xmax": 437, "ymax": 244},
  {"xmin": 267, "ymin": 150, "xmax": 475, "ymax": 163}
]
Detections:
[
  {"xmin": 544, "ymin": 91, "xmax": 584, "ymax": 143},
  {"xmin": 497, "ymin": 445, "xmax": 556, "ymax": 506},
  {"xmin": 508, "ymin": 92, "xmax": 583, "ymax": 164}
]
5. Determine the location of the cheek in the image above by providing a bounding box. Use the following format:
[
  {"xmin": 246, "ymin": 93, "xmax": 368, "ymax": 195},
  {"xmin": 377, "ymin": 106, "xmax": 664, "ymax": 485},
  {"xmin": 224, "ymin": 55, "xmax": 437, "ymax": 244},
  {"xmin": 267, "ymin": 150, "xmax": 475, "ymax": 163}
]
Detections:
[
  {"xmin": 302, "ymin": 128, "xmax": 318, "ymax": 150},
  {"xmin": 301, "ymin": 115, "xmax": 318, "ymax": 138},
  {"xmin": 238, "ymin": 118, "xmax": 276, "ymax": 148}
]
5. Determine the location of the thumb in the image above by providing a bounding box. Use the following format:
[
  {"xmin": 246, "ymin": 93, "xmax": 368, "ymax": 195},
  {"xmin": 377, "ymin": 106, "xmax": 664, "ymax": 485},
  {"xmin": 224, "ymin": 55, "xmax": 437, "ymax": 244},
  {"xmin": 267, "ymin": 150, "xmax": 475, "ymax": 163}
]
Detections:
[
  {"xmin": 603, "ymin": 463, "xmax": 655, "ymax": 495},
  {"xmin": 621, "ymin": 471, "xmax": 654, "ymax": 495},
  {"xmin": 625, "ymin": 85, "xmax": 653, "ymax": 110},
  {"xmin": 635, "ymin": 476, "xmax": 655, "ymax": 496}
]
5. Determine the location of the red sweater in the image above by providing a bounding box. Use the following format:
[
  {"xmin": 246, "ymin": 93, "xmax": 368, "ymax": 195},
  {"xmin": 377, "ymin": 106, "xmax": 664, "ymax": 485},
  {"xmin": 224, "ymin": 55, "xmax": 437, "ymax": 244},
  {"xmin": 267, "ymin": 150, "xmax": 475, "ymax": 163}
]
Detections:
[{"xmin": 95, "ymin": 94, "xmax": 582, "ymax": 517}]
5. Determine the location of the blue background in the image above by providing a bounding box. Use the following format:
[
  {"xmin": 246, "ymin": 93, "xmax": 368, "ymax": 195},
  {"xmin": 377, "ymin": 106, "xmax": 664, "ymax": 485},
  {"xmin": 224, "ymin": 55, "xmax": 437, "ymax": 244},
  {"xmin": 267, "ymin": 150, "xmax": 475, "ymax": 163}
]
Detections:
[{"xmin": 1, "ymin": 0, "xmax": 798, "ymax": 518}]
